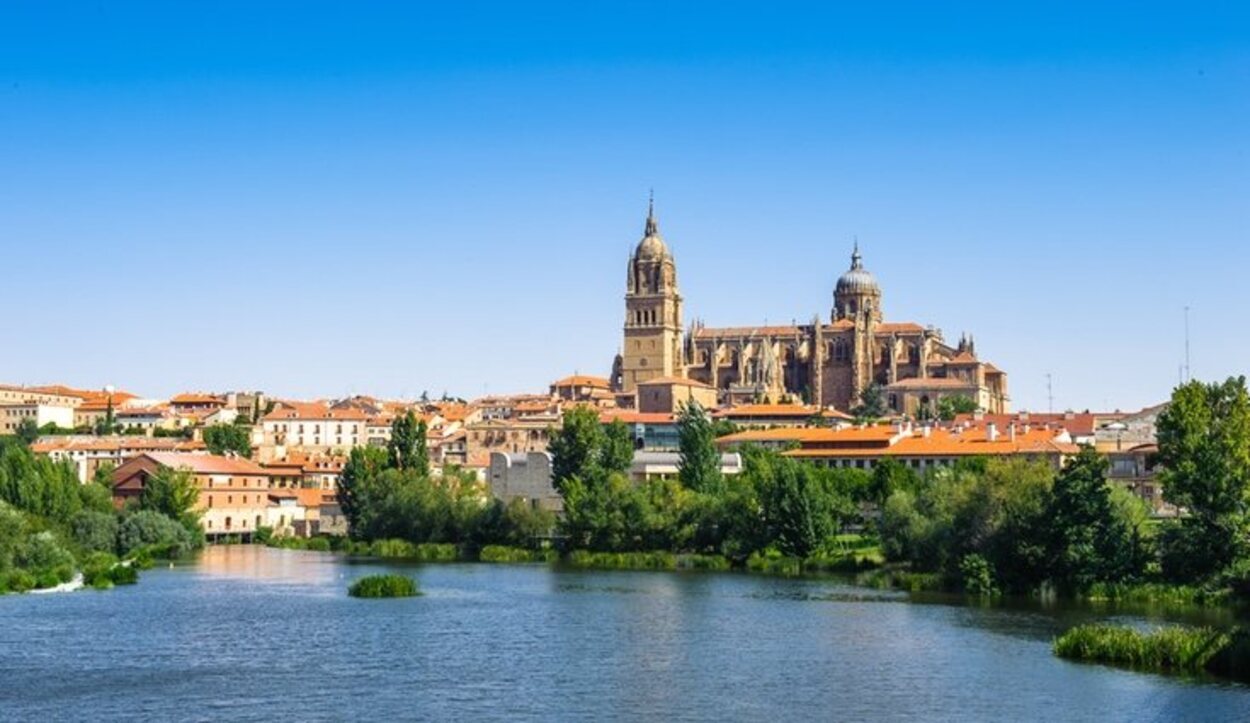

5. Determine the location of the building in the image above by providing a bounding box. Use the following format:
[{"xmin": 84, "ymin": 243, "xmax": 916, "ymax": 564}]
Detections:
[
  {"xmin": 607, "ymin": 204, "xmax": 1009, "ymax": 415},
  {"xmin": 0, "ymin": 384, "xmax": 84, "ymax": 408},
  {"xmin": 260, "ymin": 401, "xmax": 368, "ymax": 453},
  {"xmin": 169, "ymin": 393, "xmax": 226, "ymax": 415},
  {"xmin": 614, "ymin": 198, "xmax": 684, "ymax": 395},
  {"xmin": 599, "ymin": 411, "xmax": 680, "ymax": 450},
  {"xmin": 712, "ymin": 403, "xmax": 854, "ymax": 429},
  {"xmin": 465, "ymin": 417, "xmax": 555, "ymax": 467},
  {"xmin": 629, "ymin": 451, "xmax": 743, "ymax": 482},
  {"xmin": 550, "ymin": 375, "xmax": 615, "ymax": 406},
  {"xmin": 32, "ymin": 435, "xmax": 207, "ymax": 483},
  {"xmin": 719, "ymin": 422, "xmax": 1077, "ymax": 471},
  {"xmin": 488, "ymin": 451, "xmax": 562, "ymax": 512},
  {"xmin": 635, "ymin": 376, "xmax": 718, "ymax": 414},
  {"xmin": 111, "ymin": 452, "xmax": 273, "ymax": 540},
  {"xmin": 1, "ymin": 402, "xmax": 75, "ymax": 434}
]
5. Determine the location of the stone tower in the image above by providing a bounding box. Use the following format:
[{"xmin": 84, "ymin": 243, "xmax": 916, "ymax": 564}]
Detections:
[
  {"xmin": 833, "ymin": 242, "xmax": 883, "ymax": 404},
  {"xmin": 619, "ymin": 197, "xmax": 684, "ymax": 393}
]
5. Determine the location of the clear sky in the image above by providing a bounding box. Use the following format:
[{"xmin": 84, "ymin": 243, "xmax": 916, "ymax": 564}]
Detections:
[{"xmin": 2, "ymin": 1, "xmax": 1246, "ymax": 411}]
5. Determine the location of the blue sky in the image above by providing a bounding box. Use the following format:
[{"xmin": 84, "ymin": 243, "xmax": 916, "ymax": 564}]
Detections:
[{"xmin": 1, "ymin": 2, "xmax": 1246, "ymax": 411}]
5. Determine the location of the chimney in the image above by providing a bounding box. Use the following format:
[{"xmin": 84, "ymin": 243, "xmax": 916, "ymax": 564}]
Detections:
[
  {"xmin": 922, "ymin": 425, "xmax": 932, "ymax": 438},
  {"xmin": 986, "ymin": 423, "xmax": 999, "ymax": 443},
  {"xmin": 1009, "ymin": 423, "xmax": 1017, "ymax": 442}
]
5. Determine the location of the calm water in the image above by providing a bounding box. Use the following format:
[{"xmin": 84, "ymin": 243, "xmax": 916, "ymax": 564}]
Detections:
[{"xmin": 2, "ymin": 547, "xmax": 1249, "ymax": 722}]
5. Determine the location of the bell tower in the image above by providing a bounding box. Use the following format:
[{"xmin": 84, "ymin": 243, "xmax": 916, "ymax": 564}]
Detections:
[{"xmin": 619, "ymin": 196, "xmax": 683, "ymax": 394}]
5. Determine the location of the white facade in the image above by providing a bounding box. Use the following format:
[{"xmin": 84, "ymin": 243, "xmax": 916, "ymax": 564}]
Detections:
[{"xmin": 0, "ymin": 403, "xmax": 76, "ymax": 434}]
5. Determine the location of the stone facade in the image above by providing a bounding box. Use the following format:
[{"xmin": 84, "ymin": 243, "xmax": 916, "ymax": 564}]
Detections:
[{"xmin": 610, "ymin": 205, "xmax": 1009, "ymax": 415}]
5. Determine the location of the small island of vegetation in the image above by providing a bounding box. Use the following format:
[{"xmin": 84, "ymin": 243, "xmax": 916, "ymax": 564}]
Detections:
[{"xmin": 348, "ymin": 573, "xmax": 420, "ymax": 598}]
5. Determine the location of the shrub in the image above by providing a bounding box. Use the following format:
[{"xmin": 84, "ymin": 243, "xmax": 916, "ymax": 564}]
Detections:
[
  {"xmin": 305, "ymin": 537, "xmax": 332, "ymax": 552},
  {"xmin": 108, "ymin": 565, "xmax": 138, "ymax": 585},
  {"xmin": 348, "ymin": 574, "xmax": 420, "ymax": 598},
  {"xmin": 2, "ymin": 569, "xmax": 36, "ymax": 593},
  {"xmin": 16, "ymin": 531, "xmax": 75, "ymax": 578},
  {"xmin": 117, "ymin": 510, "xmax": 193, "ymax": 557},
  {"xmin": 254, "ymin": 526, "xmax": 274, "ymax": 545},
  {"xmin": 566, "ymin": 550, "xmax": 677, "ymax": 570},
  {"xmin": 1054, "ymin": 624, "xmax": 1230, "ymax": 673},
  {"xmin": 676, "ymin": 554, "xmax": 731, "ymax": 571},
  {"xmin": 960, "ymin": 554, "xmax": 999, "ymax": 597},
  {"xmin": 71, "ymin": 509, "xmax": 120, "ymax": 554},
  {"xmin": 479, "ymin": 545, "xmax": 557, "ymax": 563},
  {"xmin": 82, "ymin": 552, "xmax": 120, "ymax": 589}
]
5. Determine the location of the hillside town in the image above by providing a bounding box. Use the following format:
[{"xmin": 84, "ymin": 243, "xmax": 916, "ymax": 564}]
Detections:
[{"xmin": 1, "ymin": 207, "xmax": 1177, "ymax": 542}]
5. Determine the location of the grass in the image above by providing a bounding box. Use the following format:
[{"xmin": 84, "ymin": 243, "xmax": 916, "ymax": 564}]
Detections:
[
  {"xmin": 565, "ymin": 550, "xmax": 679, "ymax": 570},
  {"xmin": 1054, "ymin": 624, "xmax": 1231, "ymax": 674},
  {"xmin": 348, "ymin": 574, "xmax": 420, "ymax": 598},
  {"xmin": 1079, "ymin": 582, "xmax": 1230, "ymax": 609},
  {"xmin": 479, "ymin": 545, "xmax": 559, "ymax": 564}
]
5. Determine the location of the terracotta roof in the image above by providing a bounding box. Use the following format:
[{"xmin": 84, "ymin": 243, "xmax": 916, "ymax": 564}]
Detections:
[
  {"xmin": 262, "ymin": 401, "xmax": 368, "ymax": 421},
  {"xmin": 170, "ymin": 393, "xmax": 225, "ymax": 405},
  {"xmin": 599, "ymin": 411, "xmax": 675, "ymax": 425},
  {"xmin": 31, "ymin": 436, "xmax": 205, "ymax": 454},
  {"xmin": 140, "ymin": 451, "xmax": 269, "ymax": 476},
  {"xmin": 714, "ymin": 404, "xmax": 817, "ymax": 418},
  {"xmin": 876, "ymin": 322, "xmax": 927, "ymax": 334},
  {"xmin": 636, "ymin": 376, "xmax": 713, "ymax": 389},
  {"xmin": 552, "ymin": 375, "xmax": 612, "ymax": 389},
  {"xmin": 777, "ymin": 426, "xmax": 1078, "ymax": 459},
  {"xmin": 951, "ymin": 413, "xmax": 1100, "ymax": 438}
]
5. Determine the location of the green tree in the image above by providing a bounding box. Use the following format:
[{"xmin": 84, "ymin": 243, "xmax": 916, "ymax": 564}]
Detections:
[
  {"xmin": 852, "ymin": 383, "xmax": 888, "ymax": 422},
  {"xmin": 94, "ymin": 397, "xmax": 117, "ymax": 436},
  {"xmin": 548, "ymin": 406, "xmax": 609, "ymax": 492},
  {"xmin": 202, "ymin": 423, "xmax": 252, "ymax": 457},
  {"xmin": 759, "ymin": 457, "xmax": 837, "ymax": 558},
  {"xmin": 601, "ymin": 419, "xmax": 635, "ymax": 477},
  {"xmin": 677, "ymin": 401, "xmax": 722, "ymax": 494},
  {"xmin": 1047, "ymin": 447, "xmax": 1141, "ymax": 592},
  {"xmin": 936, "ymin": 395, "xmax": 979, "ymax": 421},
  {"xmin": 870, "ymin": 458, "xmax": 918, "ymax": 509},
  {"xmin": 139, "ymin": 466, "xmax": 201, "ymax": 525},
  {"xmin": 15, "ymin": 419, "xmax": 40, "ymax": 445},
  {"xmin": 385, "ymin": 411, "xmax": 429, "ymax": 475},
  {"xmin": 337, "ymin": 446, "xmax": 389, "ymax": 538},
  {"xmin": 71, "ymin": 509, "xmax": 119, "ymax": 553},
  {"xmin": 1156, "ymin": 376, "xmax": 1250, "ymax": 582}
]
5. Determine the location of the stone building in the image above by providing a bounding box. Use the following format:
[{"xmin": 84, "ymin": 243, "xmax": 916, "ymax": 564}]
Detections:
[{"xmin": 611, "ymin": 204, "xmax": 1009, "ymax": 415}]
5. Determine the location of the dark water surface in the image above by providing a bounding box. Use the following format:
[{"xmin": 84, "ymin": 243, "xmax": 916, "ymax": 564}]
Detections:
[{"xmin": 2, "ymin": 546, "xmax": 1249, "ymax": 721}]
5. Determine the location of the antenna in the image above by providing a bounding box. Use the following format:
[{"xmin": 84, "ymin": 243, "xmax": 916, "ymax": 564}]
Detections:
[
  {"xmin": 1046, "ymin": 373, "xmax": 1054, "ymax": 414},
  {"xmin": 1183, "ymin": 305, "xmax": 1191, "ymax": 383}
]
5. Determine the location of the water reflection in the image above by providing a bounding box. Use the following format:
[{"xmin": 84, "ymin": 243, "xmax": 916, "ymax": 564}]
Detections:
[{"xmin": 1, "ymin": 546, "xmax": 1248, "ymax": 722}]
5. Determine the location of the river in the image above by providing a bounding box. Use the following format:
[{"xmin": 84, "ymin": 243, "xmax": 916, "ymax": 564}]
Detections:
[{"xmin": 1, "ymin": 546, "xmax": 1248, "ymax": 721}]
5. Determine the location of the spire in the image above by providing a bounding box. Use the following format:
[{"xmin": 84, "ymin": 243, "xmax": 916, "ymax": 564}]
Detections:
[
  {"xmin": 851, "ymin": 236, "xmax": 862, "ymax": 270},
  {"xmin": 644, "ymin": 190, "xmax": 658, "ymax": 237}
]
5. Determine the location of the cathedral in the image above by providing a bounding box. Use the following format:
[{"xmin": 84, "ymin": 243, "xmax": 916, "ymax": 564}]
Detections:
[{"xmin": 611, "ymin": 202, "xmax": 1010, "ymax": 416}]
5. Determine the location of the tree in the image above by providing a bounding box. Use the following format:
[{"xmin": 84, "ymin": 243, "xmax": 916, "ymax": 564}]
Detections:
[
  {"xmin": 387, "ymin": 410, "xmax": 428, "ymax": 474},
  {"xmin": 203, "ymin": 424, "xmax": 252, "ymax": 457},
  {"xmin": 601, "ymin": 420, "xmax": 635, "ymax": 477},
  {"xmin": 337, "ymin": 446, "xmax": 389, "ymax": 538},
  {"xmin": 1047, "ymin": 447, "xmax": 1141, "ymax": 592},
  {"xmin": 759, "ymin": 457, "xmax": 836, "ymax": 558},
  {"xmin": 677, "ymin": 401, "xmax": 722, "ymax": 494},
  {"xmin": 139, "ymin": 466, "xmax": 201, "ymax": 526},
  {"xmin": 852, "ymin": 383, "xmax": 888, "ymax": 422},
  {"xmin": 870, "ymin": 458, "xmax": 918, "ymax": 509},
  {"xmin": 15, "ymin": 419, "xmax": 39, "ymax": 445},
  {"xmin": 936, "ymin": 395, "xmax": 979, "ymax": 421},
  {"xmin": 548, "ymin": 406, "xmax": 609, "ymax": 492},
  {"xmin": 1156, "ymin": 377, "xmax": 1250, "ymax": 582},
  {"xmin": 94, "ymin": 397, "xmax": 117, "ymax": 436}
]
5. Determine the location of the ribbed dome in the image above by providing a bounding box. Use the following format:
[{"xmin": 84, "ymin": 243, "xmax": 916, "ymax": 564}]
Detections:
[
  {"xmin": 635, "ymin": 200, "xmax": 671, "ymax": 261},
  {"xmin": 835, "ymin": 246, "xmax": 880, "ymax": 295}
]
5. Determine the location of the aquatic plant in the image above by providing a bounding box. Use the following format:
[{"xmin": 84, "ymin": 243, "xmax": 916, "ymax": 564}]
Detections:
[
  {"xmin": 1053, "ymin": 624, "xmax": 1230, "ymax": 673},
  {"xmin": 348, "ymin": 574, "xmax": 420, "ymax": 598}
]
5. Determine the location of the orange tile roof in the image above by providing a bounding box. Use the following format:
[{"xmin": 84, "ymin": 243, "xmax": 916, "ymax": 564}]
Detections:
[
  {"xmin": 876, "ymin": 322, "xmax": 927, "ymax": 334},
  {"xmin": 552, "ymin": 375, "xmax": 612, "ymax": 389},
  {"xmin": 714, "ymin": 404, "xmax": 816, "ymax": 418},
  {"xmin": 776, "ymin": 426, "xmax": 1078, "ymax": 459},
  {"xmin": 31, "ymin": 436, "xmax": 205, "ymax": 454},
  {"xmin": 599, "ymin": 411, "xmax": 675, "ymax": 425},
  {"xmin": 170, "ymin": 393, "xmax": 225, "ymax": 405},
  {"xmin": 262, "ymin": 401, "xmax": 368, "ymax": 421},
  {"xmin": 951, "ymin": 413, "xmax": 1100, "ymax": 438},
  {"xmin": 141, "ymin": 451, "xmax": 269, "ymax": 475}
]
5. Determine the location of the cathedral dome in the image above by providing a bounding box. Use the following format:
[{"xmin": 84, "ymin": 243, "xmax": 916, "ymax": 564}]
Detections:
[
  {"xmin": 835, "ymin": 245, "xmax": 880, "ymax": 296},
  {"xmin": 634, "ymin": 199, "xmax": 671, "ymax": 262}
]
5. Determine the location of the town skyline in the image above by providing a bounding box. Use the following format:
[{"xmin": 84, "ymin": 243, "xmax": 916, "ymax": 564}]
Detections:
[{"xmin": 3, "ymin": 2, "xmax": 1246, "ymax": 411}]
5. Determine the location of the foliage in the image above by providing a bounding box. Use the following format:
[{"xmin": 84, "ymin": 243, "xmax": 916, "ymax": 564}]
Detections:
[
  {"xmin": 1156, "ymin": 377, "xmax": 1250, "ymax": 583},
  {"xmin": 0, "ymin": 440, "xmax": 85, "ymax": 521},
  {"xmin": 117, "ymin": 510, "xmax": 194, "ymax": 557},
  {"xmin": 1054, "ymin": 624, "xmax": 1230, "ymax": 674},
  {"xmin": 548, "ymin": 406, "xmax": 630, "ymax": 492},
  {"xmin": 677, "ymin": 401, "xmax": 722, "ymax": 494},
  {"xmin": 852, "ymin": 383, "xmax": 888, "ymax": 422},
  {"xmin": 70, "ymin": 509, "xmax": 120, "ymax": 553},
  {"xmin": 936, "ymin": 395, "xmax": 979, "ymax": 421},
  {"xmin": 138, "ymin": 465, "xmax": 201, "ymax": 526},
  {"xmin": 479, "ymin": 545, "xmax": 559, "ymax": 563},
  {"xmin": 348, "ymin": 574, "xmax": 420, "ymax": 598},
  {"xmin": 959, "ymin": 554, "xmax": 998, "ymax": 596},
  {"xmin": 202, "ymin": 423, "xmax": 252, "ymax": 457},
  {"xmin": 337, "ymin": 446, "xmax": 389, "ymax": 538},
  {"xmin": 387, "ymin": 410, "xmax": 429, "ymax": 475}
]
